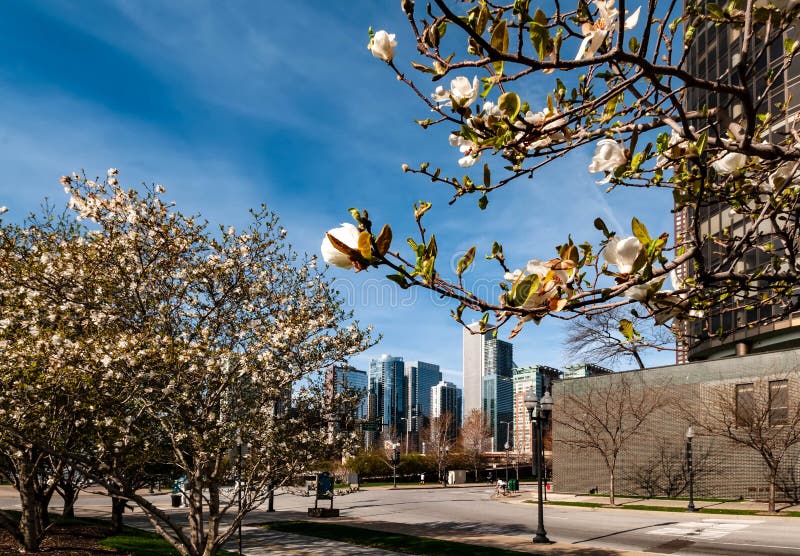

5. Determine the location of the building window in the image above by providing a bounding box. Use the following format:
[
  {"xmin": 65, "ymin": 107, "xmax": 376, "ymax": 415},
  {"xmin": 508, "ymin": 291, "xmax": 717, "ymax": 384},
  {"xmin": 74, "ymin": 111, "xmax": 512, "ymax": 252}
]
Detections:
[
  {"xmin": 735, "ymin": 383, "xmax": 755, "ymax": 426},
  {"xmin": 769, "ymin": 380, "xmax": 789, "ymax": 426}
]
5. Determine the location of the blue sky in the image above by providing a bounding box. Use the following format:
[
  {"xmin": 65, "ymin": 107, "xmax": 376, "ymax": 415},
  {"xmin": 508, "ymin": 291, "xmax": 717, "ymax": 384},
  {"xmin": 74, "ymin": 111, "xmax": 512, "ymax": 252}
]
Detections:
[{"xmin": 0, "ymin": 1, "xmax": 677, "ymax": 385}]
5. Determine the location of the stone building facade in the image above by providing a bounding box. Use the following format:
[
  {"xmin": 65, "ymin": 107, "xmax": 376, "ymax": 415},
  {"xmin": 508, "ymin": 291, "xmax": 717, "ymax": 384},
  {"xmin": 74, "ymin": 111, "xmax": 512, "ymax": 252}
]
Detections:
[{"xmin": 553, "ymin": 349, "xmax": 800, "ymax": 501}]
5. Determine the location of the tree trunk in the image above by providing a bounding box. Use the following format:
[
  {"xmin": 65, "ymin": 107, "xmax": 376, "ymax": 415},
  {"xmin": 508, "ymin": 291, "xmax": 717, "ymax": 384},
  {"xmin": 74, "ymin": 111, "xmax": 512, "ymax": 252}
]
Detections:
[
  {"xmin": 17, "ymin": 458, "xmax": 44, "ymax": 553},
  {"xmin": 188, "ymin": 476, "xmax": 205, "ymax": 556},
  {"xmin": 61, "ymin": 484, "xmax": 78, "ymax": 519},
  {"xmin": 111, "ymin": 496, "xmax": 127, "ymax": 534},
  {"xmin": 769, "ymin": 471, "xmax": 777, "ymax": 513},
  {"xmin": 609, "ymin": 470, "xmax": 616, "ymax": 506}
]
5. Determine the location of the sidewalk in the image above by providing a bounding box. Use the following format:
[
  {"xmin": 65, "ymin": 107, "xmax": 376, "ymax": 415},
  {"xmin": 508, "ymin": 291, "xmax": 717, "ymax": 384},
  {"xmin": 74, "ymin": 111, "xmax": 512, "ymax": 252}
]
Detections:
[{"xmin": 362, "ymin": 482, "xmax": 800, "ymax": 514}]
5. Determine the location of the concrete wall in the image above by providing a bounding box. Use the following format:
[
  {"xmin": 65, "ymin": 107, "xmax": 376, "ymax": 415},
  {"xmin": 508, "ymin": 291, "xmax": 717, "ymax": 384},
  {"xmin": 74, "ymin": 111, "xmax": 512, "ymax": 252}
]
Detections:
[{"xmin": 552, "ymin": 349, "xmax": 800, "ymax": 501}]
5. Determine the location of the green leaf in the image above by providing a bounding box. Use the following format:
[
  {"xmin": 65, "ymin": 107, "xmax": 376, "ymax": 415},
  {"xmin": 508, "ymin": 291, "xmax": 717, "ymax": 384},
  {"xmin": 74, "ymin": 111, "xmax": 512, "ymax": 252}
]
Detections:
[
  {"xmin": 425, "ymin": 235, "xmax": 438, "ymax": 259},
  {"xmin": 457, "ymin": 246, "xmax": 477, "ymax": 275},
  {"xmin": 602, "ymin": 96, "xmax": 619, "ymax": 123},
  {"xmin": 498, "ymin": 92, "xmax": 521, "ymax": 120},
  {"xmin": 695, "ymin": 131, "xmax": 708, "ymax": 155},
  {"xmin": 410, "ymin": 61, "xmax": 435, "ymax": 74},
  {"xmin": 528, "ymin": 8, "xmax": 550, "ymax": 60},
  {"xmin": 630, "ymin": 152, "xmax": 644, "ymax": 173},
  {"xmin": 706, "ymin": 3, "xmax": 724, "ymax": 19},
  {"xmin": 476, "ymin": 3, "xmax": 489, "ymax": 35},
  {"xmin": 348, "ymin": 208, "xmax": 362, "ymax": 224},
  {"xmin": 786, "ymin": 38, "xmax": 800, "ymax": 54},
  {"xmin": 509, "ymin": 274, "xmax": 540, "ymax": 306},
  {"xmin": 618, "ymin": 319, "xmax": 639, "ymax": 341},
  {"xmin": 478, "ymin": 195, "xmax": 489, "ymax": 210},
  {"xmin": 387, "ymin": 274, "xmax": 411, "ymax": 289},
  {"xmin": 487, "ymin": 241, "xmax": 504, "ymax": 260},
  {"xmin": 490, "ymin": 19, "xmax": 508, "ymax": 75},
  {"xmin": 415, "ymin": 201, "xmax": 432, "ymax": 221},
  {"xmin": 594, "ymin": 218, "xmax": 611, "ymax": 237},
  {"xmin": 631, "ymin": 217, "xmax": 652, "ymax": 244},
  {"xmin": 483, "ymin": 164, "xmax": 491, "ymax": 188}
]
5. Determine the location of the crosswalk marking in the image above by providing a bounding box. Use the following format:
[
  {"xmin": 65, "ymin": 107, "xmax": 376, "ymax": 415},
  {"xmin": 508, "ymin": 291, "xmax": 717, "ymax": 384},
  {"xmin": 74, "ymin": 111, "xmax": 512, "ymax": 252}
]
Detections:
[{"xmin": 647, "ymin": 519, "xmax": 763, "ymax": 540}]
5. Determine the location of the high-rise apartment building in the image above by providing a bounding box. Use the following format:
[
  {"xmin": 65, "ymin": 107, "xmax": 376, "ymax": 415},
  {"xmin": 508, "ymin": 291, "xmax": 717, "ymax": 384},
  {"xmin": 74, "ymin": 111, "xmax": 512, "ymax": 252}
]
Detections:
[
  {"xmin": 430, "ymin": 379, "xmax": 462, "ymax": 439},
  {"xmin": 678, "ymin": 11, "xmax": 800, "ymax": 362},
  {"xmin": 462, "ymin": 323, "xmax": 485, "ymax": 415},
  {"xmin": 511, "ymin": 365, "xmax": 561, "ymax": 455},
  {"xmin": 482, "ymin": 374, "xmax": 513, "ymax": 451},
  {"xmin": 463, "ymin": 324, "xmax": 515, "ymax": 450},
  {"xmin": 325, "ymin": 364, "xmax": 369, "ymax": 420},
  {"xmin": 562, "ymin": 363, "xmax": 612, "ymax": 380},
  {"xmin": 405, "ymin": 361, "xmax": 442, "ymax": 437},
  {"xmin": 368, "ymin": 354, "xmax": 405, "ymax": 436}
]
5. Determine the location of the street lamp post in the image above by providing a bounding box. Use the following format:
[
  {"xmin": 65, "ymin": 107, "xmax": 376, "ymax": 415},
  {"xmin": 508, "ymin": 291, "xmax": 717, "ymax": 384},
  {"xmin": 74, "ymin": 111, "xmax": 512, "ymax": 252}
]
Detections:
[
  {"xmin": 500, "ymin": 420, "xmax": 511, "ymax": 483},
  {"xmin": 524, "ymin": 388, "xmax": 554, "ymax": 544},
  {"xmin": 686, "ymin": 426, "xmax": 697, "ymax": 512},
  {"xmin": 392, "ymin": 443, "xmax": 400, "ymax": 488}
]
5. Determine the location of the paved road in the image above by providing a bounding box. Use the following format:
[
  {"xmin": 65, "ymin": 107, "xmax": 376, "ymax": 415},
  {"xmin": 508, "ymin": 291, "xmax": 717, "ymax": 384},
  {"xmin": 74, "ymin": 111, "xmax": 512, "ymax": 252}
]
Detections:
[
  {"xmin": 3, "ymin": 485, "xmax": 800, "ymax": 555},
  {"xmin": 260, "ymin": 486, "xmax": 800, "ymax": 556}
]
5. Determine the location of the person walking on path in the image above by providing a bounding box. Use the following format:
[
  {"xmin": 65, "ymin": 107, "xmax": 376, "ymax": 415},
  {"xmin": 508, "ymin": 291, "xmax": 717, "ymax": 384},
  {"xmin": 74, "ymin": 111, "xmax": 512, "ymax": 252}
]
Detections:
[{"xmin": 419, "ymin": 473, "xmax": 425, "ymax": 485}]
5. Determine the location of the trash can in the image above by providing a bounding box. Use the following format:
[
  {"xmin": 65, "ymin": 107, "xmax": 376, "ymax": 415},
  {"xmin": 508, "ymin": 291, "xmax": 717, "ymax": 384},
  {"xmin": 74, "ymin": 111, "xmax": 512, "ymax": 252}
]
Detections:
[
  {"xmin": 508, "ymin": 478, "xmax": 519, "ymax": 492},
  {"xmin": 171, "ymin": 494, "xmax": 182, "ymax": 507}
]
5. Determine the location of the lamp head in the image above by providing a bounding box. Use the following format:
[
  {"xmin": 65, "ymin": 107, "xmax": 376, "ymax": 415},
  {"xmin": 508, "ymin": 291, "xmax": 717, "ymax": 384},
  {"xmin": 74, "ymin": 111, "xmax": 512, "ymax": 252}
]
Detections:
[
  {"xmin": 540, "ymin": 390, "xmax": 553, "ymax": 413},
  {"xmin": 523, "ymin": 388, "xmax": 538, "ymax": 411},
  {"xmin": 686, "ymin": 426, "xmax": 694, "ymax": 439}
]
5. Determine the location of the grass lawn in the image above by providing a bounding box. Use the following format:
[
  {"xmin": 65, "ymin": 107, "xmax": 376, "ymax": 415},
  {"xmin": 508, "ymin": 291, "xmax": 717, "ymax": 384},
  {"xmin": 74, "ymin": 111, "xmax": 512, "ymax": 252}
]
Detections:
[
  {"xmin": 263, "ymin": 521, "xmax": 541, "ymax": 555},
  {"xmin": 529, "ymin": 500, "xmax": 798, "ymax": 516},
  {"xmin": 100, "ymin": 526, "xmax": 238, "ymax": 556}
]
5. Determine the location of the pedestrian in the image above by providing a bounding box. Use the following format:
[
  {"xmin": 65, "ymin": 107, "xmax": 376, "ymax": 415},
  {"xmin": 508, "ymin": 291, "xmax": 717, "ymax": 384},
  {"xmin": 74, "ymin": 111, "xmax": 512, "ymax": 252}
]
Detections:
[
  {"xmin": 496, "ymin": 478, "xmax": 506, "ymax": 496},
  {"xmin": 420, "ymin": 472, "xmax": 425, "ymax": 485}
]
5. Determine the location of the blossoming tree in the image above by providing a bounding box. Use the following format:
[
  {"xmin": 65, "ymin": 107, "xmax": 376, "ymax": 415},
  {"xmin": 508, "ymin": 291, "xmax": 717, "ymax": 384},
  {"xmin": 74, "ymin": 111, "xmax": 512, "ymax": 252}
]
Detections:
[
  {"xmin": 324, "ymin": 0, "xmax": 800, "ymax": 342},
  {"xmin": 0, "ymin": 173, "xmax": 373, "ymax": 556}
]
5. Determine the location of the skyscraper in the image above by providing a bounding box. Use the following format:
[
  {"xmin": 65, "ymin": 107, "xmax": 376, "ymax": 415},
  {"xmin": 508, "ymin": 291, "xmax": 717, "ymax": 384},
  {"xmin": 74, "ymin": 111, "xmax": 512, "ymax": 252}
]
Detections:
[
  {"xmin": 463, "ymin": 324, "xmax": 515, "ymax": 450},
  {"xmin": 482, "ymin": 374, "xmax": 513, "ymax": 451},
  {"xmin": 430, "ymin": 380, "xmax": 462, "ymax": 439},
  {"xmin": 511, "ymin": 365, "xmax": 561, "ymax": 455},
  {"xmin": 678, "ymin": 12, "xmax": 800, "ymax": 362},
  {"xmin": 462, "ymin": 323, "xmax": 485, "ymax": 416},
  {"xmin": 405, "ymin": 361, "xmax": 442, "ymax": 438},
  {"xmin": 368, "ymin": 354, "xmax": 405, "ymax": 436},
  {"xmin": 325, "ymin": 364, "xmax": 369, "ymax": 420}
]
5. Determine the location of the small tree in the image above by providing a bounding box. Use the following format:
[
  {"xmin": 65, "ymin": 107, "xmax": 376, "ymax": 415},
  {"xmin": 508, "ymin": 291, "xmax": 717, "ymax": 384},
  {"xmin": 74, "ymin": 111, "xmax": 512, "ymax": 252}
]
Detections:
[
  {"xmin": 629, "ymin": 439, "xmax": 722, "ymax": 498},
  {"xmin": 695, "ymin": 374, "xmax": 800, "ymax": 512},
  {"xmin": 555, "ymin": 372, "xmax": 673, "ymax": 505},
  {"xmin": 422, "ymin": 414, "xmax": 455, "ymax": 484},
  {"xmin": 1, "ymin": 174, "xmax": 373, "ymax": 556},
  {"xmin": 459, "ymin": 409, "xmax": 491, "ymax": 481},
  {"xmin": 563, "ymin": 307, "xmax": 676, "ymax": 370}
]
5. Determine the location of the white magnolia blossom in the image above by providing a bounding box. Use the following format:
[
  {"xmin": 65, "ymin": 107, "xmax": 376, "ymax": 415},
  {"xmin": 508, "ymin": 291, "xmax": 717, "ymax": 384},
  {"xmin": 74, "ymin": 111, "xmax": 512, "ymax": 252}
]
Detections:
[
  {"xmin": 0, "ymin": 206, "xmax": 7, "ymax": 215},
  {"xmin": 767, "ymin": 162, "xmax": 797, "ymax": 191},
  {"xmin": 711, "ymin": 151, "xmax": 747, "ymax": 174},
  {"xmin": 431, "ymin": 76, "xmax": 479, "ymax": 109},
  {"xmin": 449, "ymin": 133, "xmax": 482, "ymax": 167},
  {"xmin": 503, "ymin": 258, "xmax": 575, "ymax": 318},
  {"xmin": 514, "ymin": 108, "xmax": 567, "ymax": 150},
  {"xmin": 369, "ymin": 30, "xmax": 396, "ymax": 62},
  {"xmin": 588, "ymin": 138, "xmax": 627, "ymax": 183},
  {"xmin": 576, "ymin": 0, "xmax": 641, "ymax": 60},
  {"xmin": 604, "ymin": 235, "xmax": 642, "ymax": 274},
  {"xmin": 655, "ymin": 130, "xmax": 690, "ymax": 168},
  {"xmin": 321, "ymin": 223, "xmax": 360, "ymax": 269}
]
